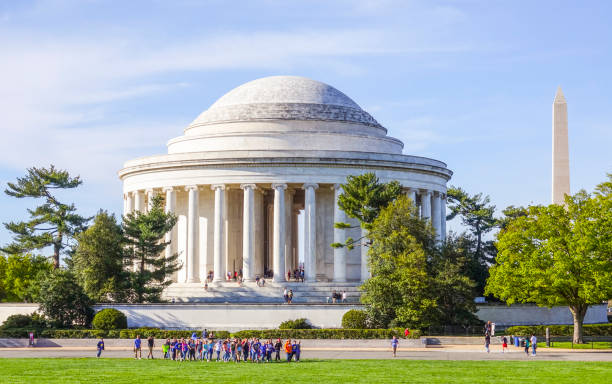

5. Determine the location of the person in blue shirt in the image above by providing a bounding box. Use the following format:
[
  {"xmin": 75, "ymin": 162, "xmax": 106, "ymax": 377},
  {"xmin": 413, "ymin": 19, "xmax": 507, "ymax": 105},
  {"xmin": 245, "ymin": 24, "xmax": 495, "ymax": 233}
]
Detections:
[
  {"xmin": 134, "ymin": 335, "xmax": 142, "ymax": 359},
  {"xmin": 294, "ymin": 341, "xmax": 301, "ymax": 362},
  {"xmin": 391, "ymin": 336, "xmax": 399, "ymax": 358},
  {"xmin": 291, "ymin": 341, "xmax": 298, "ymax": 362},
  {"xmin": 266, "ymin": 341, "xmax": 273, "ymax": 362},
  {"xmin": 171, "ymin": 338, "xmax": 178, "ymax": 360},
  {"xmin": 215, "ymin": 340, "xmax": 222, "ymax": 361},
  {"xmin": 207, "ymin": 340, "xmax": 214, "ymax": 362},
  {"xmin": 257, "ymin": 343, "xmax": 265, "ymax": 363},
  {"xmin": 96, "ymin": 338, "xmax": 104, "ymax": 358}
]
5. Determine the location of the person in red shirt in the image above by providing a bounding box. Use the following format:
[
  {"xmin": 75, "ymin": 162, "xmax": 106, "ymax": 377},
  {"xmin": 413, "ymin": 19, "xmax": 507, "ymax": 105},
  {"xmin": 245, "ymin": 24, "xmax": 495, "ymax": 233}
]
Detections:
[{"xmin": 404, "ymin": 328, "xmax": 410, "ymax": 337}]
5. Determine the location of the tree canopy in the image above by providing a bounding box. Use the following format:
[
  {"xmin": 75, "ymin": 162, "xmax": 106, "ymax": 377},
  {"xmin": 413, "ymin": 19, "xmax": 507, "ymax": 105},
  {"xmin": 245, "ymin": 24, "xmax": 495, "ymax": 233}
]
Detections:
[
  {"xmin": 0, "ymin": 253, "xmax": 51, "ymax": 302},
  {"xmin": 361, "ymin": 195, "xmax": 479, "ymax": 329},
  {"xmin": 333, "ymin": 172, "xmax": 402, "ymax": 250},
  {"xmin": 38, "ymin": 269, "xmax": 94, "ymax": 328},
  {"xmin": 2, "ymin": 165, "xmax": 90, "ymax": 268},
  {"xmin": 486, "ymin": 175, "xmax": 612, "ymax": 343},
  {"xmin": 71, "ymin": 211, "xmax": 128, "ymax": 302},
  {"xmin": 446, "ymin": 186, "xmax": 498, "ymax": 295}
]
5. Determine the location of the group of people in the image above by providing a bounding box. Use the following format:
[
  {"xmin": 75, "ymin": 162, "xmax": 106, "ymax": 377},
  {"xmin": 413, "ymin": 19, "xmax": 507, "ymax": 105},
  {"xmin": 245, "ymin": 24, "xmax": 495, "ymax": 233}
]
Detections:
[
  {"xmin": 483, "ymin": 321, "xmax": 537, "ymax": 356},
  {"xmin": 98, "ymin": 334, "xmax": 302, "ymax": 362},
  {"xmin": 329, "ymin": 290, "xmax": 347, "ymax": 303}
]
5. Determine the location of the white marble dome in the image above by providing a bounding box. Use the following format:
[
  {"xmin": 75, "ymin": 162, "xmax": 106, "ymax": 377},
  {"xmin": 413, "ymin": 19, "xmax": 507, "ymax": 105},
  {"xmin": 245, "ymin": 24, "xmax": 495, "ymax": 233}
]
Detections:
[{"xmin": 172, "ymin": 76, "xmax": 397, "ymax": 154}]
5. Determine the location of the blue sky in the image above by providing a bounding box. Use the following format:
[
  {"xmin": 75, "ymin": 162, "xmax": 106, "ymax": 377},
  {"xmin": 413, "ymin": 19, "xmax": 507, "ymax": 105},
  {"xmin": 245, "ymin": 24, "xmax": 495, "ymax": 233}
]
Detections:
[{"xmin": 0, "ymin": 0, "xmax": 611, "ymax": 245}]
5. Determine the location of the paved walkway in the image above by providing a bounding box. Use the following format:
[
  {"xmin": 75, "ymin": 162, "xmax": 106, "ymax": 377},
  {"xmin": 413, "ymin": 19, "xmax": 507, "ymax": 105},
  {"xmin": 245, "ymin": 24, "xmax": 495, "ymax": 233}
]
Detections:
[{"xmin": 0, "ymin": 345, "xmax": 610, "ymax": 361}]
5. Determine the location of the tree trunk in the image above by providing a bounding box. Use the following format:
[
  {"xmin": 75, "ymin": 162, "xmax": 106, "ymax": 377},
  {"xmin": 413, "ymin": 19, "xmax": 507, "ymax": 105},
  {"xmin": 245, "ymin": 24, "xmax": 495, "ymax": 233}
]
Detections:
[
  {"xmin": 569, "ymin": 304, "xmax": 588, "ymax": 344},
  {"xmin": 53, "ymin": 240, "xmax": 61, "ymax": 269}
]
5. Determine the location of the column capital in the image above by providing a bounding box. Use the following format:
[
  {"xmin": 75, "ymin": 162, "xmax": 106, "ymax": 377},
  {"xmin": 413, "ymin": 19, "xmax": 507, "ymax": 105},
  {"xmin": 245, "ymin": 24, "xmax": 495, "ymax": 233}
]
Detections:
[
  {"xmin": 240, "ymin": 183, "xmax": 258, "ymax": 190},
  {"xmin": 211, "ymin": 184, "xmax": 226, "ymax": 191},
  {"xmin": 271, "ymin": 183, "xmax": 288, "ymax": 190},
  {"xmin": 302, "ymin": 183, "xmax": 319, "ymax": 190},
  {"xmin": 145, "ymin": 188, "xmax": 156, "ymax": 194},
  {"xmin": 421, "ymin": 189, "xmax": 433, "ymax": 196},
  {"xmin": 332, "ymin": 183, "xmax": 343, "ymax": 191},
  {"xmin": 185, "ymin": 185, "xmax": 199, "ymax": 191},
  {"xmin": 162, "ymin": 186, "xmax": 175, "ymax": 192}
]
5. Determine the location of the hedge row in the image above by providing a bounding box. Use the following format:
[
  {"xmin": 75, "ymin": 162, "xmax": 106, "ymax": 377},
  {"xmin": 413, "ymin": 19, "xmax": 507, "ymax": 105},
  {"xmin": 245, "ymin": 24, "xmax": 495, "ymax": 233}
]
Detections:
[
  {"xmin": 1, "ymin": 328, "xmax": 420, "ymax": 340},
  {"xmin": 505, "ymin": 324, "xmax": 612, "ymax": 337},
  {"xmin": 232, "ymin": 328, "xmax": 420, "ymax": 340},
  {"xmin": 0, "ymin": 328, "xmax": 230, "ymax": 339}
]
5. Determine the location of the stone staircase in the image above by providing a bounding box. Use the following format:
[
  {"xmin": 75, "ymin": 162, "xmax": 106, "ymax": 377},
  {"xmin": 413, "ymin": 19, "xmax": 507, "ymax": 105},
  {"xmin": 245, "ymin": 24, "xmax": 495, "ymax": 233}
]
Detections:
[{"xmin": 163, "ymin": 282, "xmax": 362, "ymax": 304}]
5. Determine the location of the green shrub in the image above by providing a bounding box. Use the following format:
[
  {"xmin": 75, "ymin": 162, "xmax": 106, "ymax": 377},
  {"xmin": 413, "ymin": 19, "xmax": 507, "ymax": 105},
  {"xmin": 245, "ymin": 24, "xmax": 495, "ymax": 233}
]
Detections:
[
  {"xmin": 342, "ymin": 310, "xmax": 368, "ymax": 329},
  {"xmin": 92, "ymin": 309, "xmax": 127, "ymax": 330},
  {"xmin": 0, "ymin": 313, "xmax": 47, "ymax": 330},
  {"xmin": 279, "ymin": 318, "xmax": 312, "ymax": 329},
  {"xmin": 231, "ymin": 328, "xmax": 420, "ymax": 340},
  {"xmin": 505, "ymin": 324, "xmax": 612, "ymax": 337}
]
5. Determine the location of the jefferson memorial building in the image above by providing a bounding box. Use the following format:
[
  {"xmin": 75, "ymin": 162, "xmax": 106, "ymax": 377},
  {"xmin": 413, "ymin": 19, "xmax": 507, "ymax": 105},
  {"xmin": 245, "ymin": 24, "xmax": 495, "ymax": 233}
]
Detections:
[{"xmin": 119, "ymin": 76, "xmax": 452, "ymax": 291}]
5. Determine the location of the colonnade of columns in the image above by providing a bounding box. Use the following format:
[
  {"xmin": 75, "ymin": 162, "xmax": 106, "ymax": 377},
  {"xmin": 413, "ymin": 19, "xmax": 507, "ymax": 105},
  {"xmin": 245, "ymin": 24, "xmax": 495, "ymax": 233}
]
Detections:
[
  {"xmin": 404, "ymin": 188, "xmax": 447, "ymax": 242},
  {"xmin": 122, "ymin": 184, "xmax": 447, "ymax": 285}
]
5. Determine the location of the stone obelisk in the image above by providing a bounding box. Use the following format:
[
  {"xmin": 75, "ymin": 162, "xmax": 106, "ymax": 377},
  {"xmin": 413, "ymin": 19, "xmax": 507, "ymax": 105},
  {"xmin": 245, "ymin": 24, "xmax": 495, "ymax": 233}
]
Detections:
[{"xmin": 552, "ymin": 86, "xmax": 570, "ymax": 204}]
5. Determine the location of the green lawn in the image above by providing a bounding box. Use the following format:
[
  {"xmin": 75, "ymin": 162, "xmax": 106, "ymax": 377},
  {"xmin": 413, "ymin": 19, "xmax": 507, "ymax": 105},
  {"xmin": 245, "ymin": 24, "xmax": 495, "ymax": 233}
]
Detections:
[
  {"xmin": 0, "ymin": 359, "xmax": 611, "ymax": 383},
  {"xmin": 543, "ymin": 341, "xmax": 612, "ymax": 350}
]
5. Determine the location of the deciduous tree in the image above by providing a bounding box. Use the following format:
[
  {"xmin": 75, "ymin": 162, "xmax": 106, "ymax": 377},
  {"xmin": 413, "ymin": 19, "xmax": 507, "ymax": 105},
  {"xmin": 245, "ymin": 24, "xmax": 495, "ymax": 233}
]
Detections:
[
  {"xmin": 71, "ymin": 211, "xmax": 128, "ymax": 302},
  {"xmin": 486, "ymin": 175, "xmax": 612, "ymax": 343}
]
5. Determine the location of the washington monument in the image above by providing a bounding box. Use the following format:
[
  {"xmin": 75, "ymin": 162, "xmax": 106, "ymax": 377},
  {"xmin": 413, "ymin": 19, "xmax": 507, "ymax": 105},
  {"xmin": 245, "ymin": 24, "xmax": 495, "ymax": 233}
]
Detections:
[{"xmin": 552, "ymin": 86, "xmax": 570, "ymax": 204}]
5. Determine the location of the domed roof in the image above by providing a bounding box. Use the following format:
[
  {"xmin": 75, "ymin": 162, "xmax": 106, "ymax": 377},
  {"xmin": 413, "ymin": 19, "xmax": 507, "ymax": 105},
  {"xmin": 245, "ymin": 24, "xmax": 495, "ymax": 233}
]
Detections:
[
  {"xmin": 188, "ymin": 76, "xmax": 382, "ymax": 129},
  {"xmin": 210, "ymin": 76, "xmax": 361, "ymax": 109}
]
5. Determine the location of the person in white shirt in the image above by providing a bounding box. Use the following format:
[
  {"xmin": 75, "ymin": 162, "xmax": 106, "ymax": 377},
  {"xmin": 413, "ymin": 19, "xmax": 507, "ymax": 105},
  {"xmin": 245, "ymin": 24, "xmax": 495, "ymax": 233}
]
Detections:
[
  {"xmin": 530, "ymin": 334, "xmax": 537, "ymax": 356},
  {"xmin": 341, "ymin": 291, "xmax": 347, "ymax": 303}
]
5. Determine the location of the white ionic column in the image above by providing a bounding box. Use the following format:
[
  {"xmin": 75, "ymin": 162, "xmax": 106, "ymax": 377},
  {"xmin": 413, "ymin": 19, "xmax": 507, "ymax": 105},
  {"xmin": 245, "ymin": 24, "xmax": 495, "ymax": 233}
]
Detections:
[
  {"xmin": 432, "ymin": 191, "xmax": 442, "ymax": 241},
  {"xmin": 440, "ymin": 194, "xmax": 447, "ymax": 242},
  {"xmin": 303, "ymin": 183, "xmax": 318, "ymax": 283},
  {"xmin": 163, "ymin": 187, "xmax": 176, "ymax": 260},
  {"xmin": 212, "ymin": 184, "xmax": 226, "ymax": 283},
  {"xmin": 241, "ymin": 184, "xmax": 256, "ymax": 282},
  {"xmin": 360, "ymin": 227, "xmax": 370, "ymax": 282},
  {"xmin": 284, "ymin": 189, "xmax": 295, "ymax": 280},
  {"xmin": 272, "ymin": 183, "xmax": 287, "ymax": 283},
  {"xmin": 421, "ymin": 190, "xmax": 432, "ymax": 221},
  {"xmin": 407, "ymin": 188, "xmax": 417, "ymax": 205},
  {"xmin": 134, "ymin": 190, "xmax": 145, "ymax": 212},
  {"xmin": 186, "ymin": 186, "xmax": 200, "ymax": 283},
  {"xmin": 126, "ymin": 193, "xmax": 134, "ymax": 215},
  {"xmin": 146, "ymin": 189, "xmax": 156, "ymax": 212},
  {"xmin": 333, "ymin": 184, "xmax": 347, "ymax": 282}
]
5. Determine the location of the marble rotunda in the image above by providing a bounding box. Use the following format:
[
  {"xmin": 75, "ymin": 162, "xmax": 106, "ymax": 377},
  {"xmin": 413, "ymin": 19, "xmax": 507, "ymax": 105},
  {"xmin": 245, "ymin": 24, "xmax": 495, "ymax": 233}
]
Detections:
[{"xmin": 119, "ymin": 76, "xmax": 452, "ymax": 290}]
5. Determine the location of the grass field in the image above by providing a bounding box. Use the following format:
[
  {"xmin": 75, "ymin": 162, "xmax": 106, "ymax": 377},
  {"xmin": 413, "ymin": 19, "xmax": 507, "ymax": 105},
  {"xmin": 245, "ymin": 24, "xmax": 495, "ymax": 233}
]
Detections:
[
  {"xmin": 1, "ymin": 358, "xmax": 611, "ymax": 383},
  {"xmin": 544, "ymin": 341, "xmax": 612, "ymax": 350}
]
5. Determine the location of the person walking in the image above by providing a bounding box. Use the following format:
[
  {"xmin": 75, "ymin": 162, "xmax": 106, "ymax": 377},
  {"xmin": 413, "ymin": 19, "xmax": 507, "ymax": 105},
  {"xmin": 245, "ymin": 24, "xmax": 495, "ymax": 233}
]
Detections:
[
  {"xmin": 96, "ymin": 338, "xmax": 104, "ymax": 358},
  {"xmin": 501, "ymin": 336, "xmax": 508, "ymax": 353},
  {"xmin": 485, "ymin": 332, "xmax": 491, "ymax": 353},
  {"xmin": 288, "ymin": 289, "xmax": 293, "ymax": 304},
  {"xmin": 285, "ymin": 339, "xmax": 293, "ymax": 362},
  {"xmin": 294, "ymin": 340, "xmax": 301, "ymax": 362},
  {"xmin": 163, "ymin": 339, "xmax": 170, "ymax": 359},
  {"xmin": 524, "ymin": 336, "xmax": 530, "ymax": 356},
  {"xmin": 283, "ymin": 288, "xmax": 288, "ymax": 303},
  {"xmin": 134, "ymin": 335, "xmax": 142, "ymax": 359},
  {"xmin": 147, "ymin": 336, "xmax": 155, "ymax": 359},
  {"xmin": 530, "ymin": 334, "xmax": 537, "ymax": 356},
  {"xmin": 391, "ymin": 336, "xmax": 399, "ymax": 357},
  {"xmin": 341, "ymin": 290, "xmax": 347, "ymax": 303},
  {"xmin": 274, "ymin": 338, "xmax": 282, "ymax": 361}
]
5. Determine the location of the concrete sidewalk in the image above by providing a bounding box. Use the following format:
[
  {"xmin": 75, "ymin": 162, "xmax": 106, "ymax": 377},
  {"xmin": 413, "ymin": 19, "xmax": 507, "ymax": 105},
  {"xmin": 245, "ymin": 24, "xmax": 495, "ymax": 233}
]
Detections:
[{"xmin": 0, "ymin": 344, "xmax": 610, "ymax": 361}]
